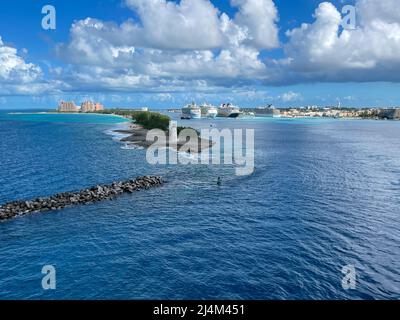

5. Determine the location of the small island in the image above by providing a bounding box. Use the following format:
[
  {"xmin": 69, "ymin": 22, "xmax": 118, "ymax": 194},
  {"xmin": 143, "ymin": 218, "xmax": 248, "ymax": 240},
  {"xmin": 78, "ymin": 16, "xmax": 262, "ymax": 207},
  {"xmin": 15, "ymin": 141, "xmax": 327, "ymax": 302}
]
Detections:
[{"xmin": 98, "ymin": 109, "xmax": 215, "ymax": 153}]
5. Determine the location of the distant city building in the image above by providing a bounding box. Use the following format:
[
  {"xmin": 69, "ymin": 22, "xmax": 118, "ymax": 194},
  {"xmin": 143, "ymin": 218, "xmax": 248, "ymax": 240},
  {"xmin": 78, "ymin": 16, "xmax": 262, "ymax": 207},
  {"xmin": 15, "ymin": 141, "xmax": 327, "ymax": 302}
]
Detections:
[
  {"xmin": 79, "ymin": 101, "xmax": 104, "ymax": 113},
  {"xmin": 58, "ymin": 101, "xmax": 78, "ymax": 112},
  {"xmin": 277, "ymin": 106, "xmax": 400, "ymax": 119},
  {"xmin": 81, "ymin": 101, "xmax": 95, "ymax": 112},
  {"xmin": 58, "ymin": 100, "xmax": 104, "ymax": 113},
  {"xmin": 378, "ymin": 108, "xmax": 400, "ymax": 120},
  {"xmin": 94, "ymin": 102, "xmax": 104, "ymax": 111}
]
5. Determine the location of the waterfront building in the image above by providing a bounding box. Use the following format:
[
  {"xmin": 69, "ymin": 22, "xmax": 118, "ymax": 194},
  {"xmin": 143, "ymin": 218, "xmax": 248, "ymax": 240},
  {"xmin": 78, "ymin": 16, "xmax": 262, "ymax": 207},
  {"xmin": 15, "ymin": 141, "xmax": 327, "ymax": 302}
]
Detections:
[
  {"xmin": 81, "ymin": 101, "xmax": 96, "ymax": 112},
  {"xmin": 94, "ymin": 102, "xmax": 104, "ymax": 111},
  {"xmin": 80, "ymin": 101, "xmax": 104, "ymax": 113},
  {"xmin": 58, "ymin": 101, "xmax": 78, "ymax": 112},
  {"xmin": 378, "ymin": 108, "xmax": 400, "ymax": 119}
]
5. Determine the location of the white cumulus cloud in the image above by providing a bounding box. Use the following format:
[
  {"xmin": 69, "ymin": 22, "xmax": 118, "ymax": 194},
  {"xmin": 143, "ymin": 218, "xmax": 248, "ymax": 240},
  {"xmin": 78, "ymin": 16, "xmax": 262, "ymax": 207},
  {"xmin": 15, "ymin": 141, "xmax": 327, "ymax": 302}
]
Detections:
[
  {"xmin": 0, "ymin": 37, "xmax": 41, "ymax": 84},
  {"xmin": 281, "ymin": 0, "xmax": 400, "ymax": 83},
  {"xmin": 124, "ymin": 0, "xmax": 224, "ymax": 50},
  {"xmin": 55, "ymin": 0, "xmax": 279, "ymax": 92},
  {"xmin": 280, "ymin": 91, "xmax": 302, "ymax": 102},
  {"xmin": 6, "ymin": 0, "xmax": 400, "ymax": 97},
  {"xmin": 231, "ymin": 0, "xmax": 280, "ymax": 49},
  {"xmin": 0, "ymin": 36, "xmax": 55, "ymax": 95}
]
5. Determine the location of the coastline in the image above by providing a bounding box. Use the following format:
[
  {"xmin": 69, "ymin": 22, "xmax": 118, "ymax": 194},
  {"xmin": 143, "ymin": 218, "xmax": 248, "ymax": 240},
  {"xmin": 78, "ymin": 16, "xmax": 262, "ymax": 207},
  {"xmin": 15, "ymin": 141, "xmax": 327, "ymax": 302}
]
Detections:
[
  {"xmin": 5, "ymin": 110, "xmax": 398, "ymax": 122},
  {"xmin": 113, "ymin": 123, "xmax": 215, "ymax": 153},
  {"xmin": 7, "ymin": 111, "xmax": 129, "ymax": 121}
]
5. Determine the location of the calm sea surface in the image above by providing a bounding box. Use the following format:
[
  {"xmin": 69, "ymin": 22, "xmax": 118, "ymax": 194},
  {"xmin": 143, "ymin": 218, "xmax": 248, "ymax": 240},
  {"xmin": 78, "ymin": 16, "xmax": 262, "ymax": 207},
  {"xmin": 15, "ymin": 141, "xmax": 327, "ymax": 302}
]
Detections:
[{"xmin": 0, "ymin": 110, "xmax": 399, "ymax": 299}]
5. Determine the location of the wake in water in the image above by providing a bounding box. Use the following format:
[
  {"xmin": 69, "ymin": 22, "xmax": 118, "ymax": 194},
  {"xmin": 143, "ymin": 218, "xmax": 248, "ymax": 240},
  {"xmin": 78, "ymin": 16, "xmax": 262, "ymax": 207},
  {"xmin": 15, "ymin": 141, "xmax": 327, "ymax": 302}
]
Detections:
[
  {"xmin": 104, "ymin": 122, "xmax": 136, "ymax": 149},
  {"xmin": 121, "ymin": 143, "xmax": 144, "ymax": 150}
]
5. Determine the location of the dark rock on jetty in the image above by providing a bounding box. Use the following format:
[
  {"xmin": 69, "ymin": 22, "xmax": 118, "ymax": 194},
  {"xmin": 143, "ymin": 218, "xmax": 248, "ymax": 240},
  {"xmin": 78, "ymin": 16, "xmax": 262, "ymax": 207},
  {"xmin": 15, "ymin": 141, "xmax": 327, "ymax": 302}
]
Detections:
[{"xmin": 0, "ymin": 176, "xmax": 164, "ymax": 221}]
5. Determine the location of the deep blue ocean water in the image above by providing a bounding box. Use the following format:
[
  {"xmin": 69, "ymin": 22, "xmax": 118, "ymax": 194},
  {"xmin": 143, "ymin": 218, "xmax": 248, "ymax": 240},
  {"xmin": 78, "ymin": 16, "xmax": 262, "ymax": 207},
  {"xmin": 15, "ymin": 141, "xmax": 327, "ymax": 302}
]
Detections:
[{"xmin": 0, "ymin": 110, "xmax": 399, "ymax": 300}]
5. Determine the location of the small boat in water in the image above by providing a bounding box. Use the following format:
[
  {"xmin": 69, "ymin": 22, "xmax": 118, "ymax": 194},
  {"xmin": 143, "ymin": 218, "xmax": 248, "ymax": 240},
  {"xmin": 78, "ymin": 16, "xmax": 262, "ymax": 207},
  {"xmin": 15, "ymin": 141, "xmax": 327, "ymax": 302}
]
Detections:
[
  {"xmin": 218, "ymin": 103, "xmax": 242, "ymax": 118},
  {"xmin": 181, "ymin": 102, "xmax": 202, "ymax": 119},
  {"xmin": 200, "ymin": 103, "xmax": 218, "ymax": 118}
]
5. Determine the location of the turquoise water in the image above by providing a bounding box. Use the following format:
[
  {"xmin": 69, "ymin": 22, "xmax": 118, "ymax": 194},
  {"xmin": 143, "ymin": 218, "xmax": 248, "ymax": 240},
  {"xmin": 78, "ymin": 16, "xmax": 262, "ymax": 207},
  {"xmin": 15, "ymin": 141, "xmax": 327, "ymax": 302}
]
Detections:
[
  {"xmin": 3, "ymin": 112, "xmax": 129, "ymax": 124},
  {"xmin": 0, "ymin": 110, "xmax": 399, "ymax": 299}
]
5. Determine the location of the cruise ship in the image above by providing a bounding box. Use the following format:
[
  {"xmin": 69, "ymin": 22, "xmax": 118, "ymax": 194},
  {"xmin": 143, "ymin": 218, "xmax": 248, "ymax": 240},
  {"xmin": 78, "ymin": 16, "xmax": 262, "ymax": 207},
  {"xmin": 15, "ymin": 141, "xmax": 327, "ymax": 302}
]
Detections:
[
  {"xmin": 217, "ymin": 103, "xmax": 242, "ymax": 118},
  {"xmin": 200, "ymin": 103, "xmax": 218, "ymax": 118},
  {"xmin": 254, "ymin": 105, "xmax": 281, "ymax": 118},
  {"xmin": 181, "ymin": 103, "xmax": 202, "ymax": 119}
]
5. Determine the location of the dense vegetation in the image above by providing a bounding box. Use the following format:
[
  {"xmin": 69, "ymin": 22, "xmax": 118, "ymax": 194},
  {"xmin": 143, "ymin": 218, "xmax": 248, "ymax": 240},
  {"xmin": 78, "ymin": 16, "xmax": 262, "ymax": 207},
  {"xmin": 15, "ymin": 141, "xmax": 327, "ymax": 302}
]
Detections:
[
  {"xmin": 98, "ymin": 109, "xmax": 171, "ymax": 131},
  {"xmin": 131, "ymin": 111, "xmax": 170, "ymax": 131},
  {"xmin": 97, "ymin": 109, "xmax": 139, "ymax": 117}
]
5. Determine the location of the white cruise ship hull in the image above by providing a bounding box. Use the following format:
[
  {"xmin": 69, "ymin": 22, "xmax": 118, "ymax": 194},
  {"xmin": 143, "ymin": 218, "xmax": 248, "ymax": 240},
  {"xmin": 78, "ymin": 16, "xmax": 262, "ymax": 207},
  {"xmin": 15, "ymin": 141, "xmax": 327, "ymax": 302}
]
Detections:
[
  {"xmin": 206, "ymin": 111, "xmax": 218, "ymax": 118},
  {"xmin": 190, "ymin": 110, "xmax": 202, "ymax": 119},
  {"xmin": 202, "ymin": 108, "xmax": 218, "ymax": 118},
  {"xmin": 181, "ymin": 106, "xmax": 202, "ymax": 119}
]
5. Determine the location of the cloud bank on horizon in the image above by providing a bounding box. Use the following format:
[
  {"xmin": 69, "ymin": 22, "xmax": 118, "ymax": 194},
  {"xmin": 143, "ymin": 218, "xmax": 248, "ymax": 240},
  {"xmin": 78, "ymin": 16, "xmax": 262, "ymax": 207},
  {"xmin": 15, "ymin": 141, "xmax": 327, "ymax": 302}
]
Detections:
[{"xmin": 1, "ymin": 0, "xmax": 400, "ymax": 106}]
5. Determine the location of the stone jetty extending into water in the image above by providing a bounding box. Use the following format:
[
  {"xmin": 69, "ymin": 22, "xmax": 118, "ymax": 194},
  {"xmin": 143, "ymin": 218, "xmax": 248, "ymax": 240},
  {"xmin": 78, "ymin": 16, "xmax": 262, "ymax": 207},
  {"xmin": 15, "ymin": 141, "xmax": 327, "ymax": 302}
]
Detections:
[{"xmin": 0, "ymin": 176, "xmax": 164, "ymax": 221}]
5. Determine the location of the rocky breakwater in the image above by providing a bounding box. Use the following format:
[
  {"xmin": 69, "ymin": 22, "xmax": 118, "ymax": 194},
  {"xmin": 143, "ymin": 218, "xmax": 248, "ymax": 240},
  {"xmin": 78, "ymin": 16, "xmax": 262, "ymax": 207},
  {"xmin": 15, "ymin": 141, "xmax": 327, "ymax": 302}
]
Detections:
[{"xmin": 0, "ymin": 176, "xmax": 164, "ymax": 221}]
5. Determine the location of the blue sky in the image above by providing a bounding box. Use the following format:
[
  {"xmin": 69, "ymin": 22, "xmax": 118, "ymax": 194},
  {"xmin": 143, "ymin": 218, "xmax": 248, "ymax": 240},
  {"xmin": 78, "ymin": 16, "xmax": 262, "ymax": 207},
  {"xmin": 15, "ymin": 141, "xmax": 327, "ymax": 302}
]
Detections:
[{"xmin": 1, "ymin": 0, "xmax": 399, "ymax": 109}]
